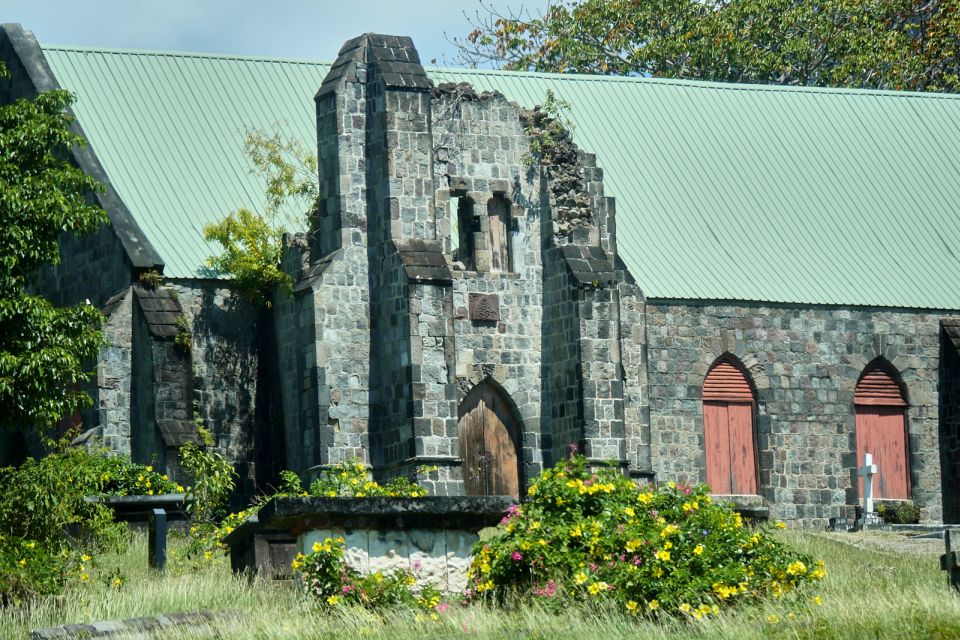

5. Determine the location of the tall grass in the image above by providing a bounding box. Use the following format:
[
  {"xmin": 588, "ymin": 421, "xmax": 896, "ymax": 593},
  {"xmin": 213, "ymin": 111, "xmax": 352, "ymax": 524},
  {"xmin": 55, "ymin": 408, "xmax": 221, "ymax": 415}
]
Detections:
[{"xmin": 1, "ymin": 531, "xmax": 957, "ymax": 639}]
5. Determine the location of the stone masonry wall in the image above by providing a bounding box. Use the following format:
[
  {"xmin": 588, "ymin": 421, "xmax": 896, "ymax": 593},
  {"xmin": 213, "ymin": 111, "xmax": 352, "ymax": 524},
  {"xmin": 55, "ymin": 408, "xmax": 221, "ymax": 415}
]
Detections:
[
  {"xmin": 939, "ymin": 325, "xmax": 960, "ymax": 523},
  {"xmin": 432, "ymin": 93, "xmax": 547, "ymax": 486},
  {"xmin": 174, "ymin": 281, "xmax": 260, "ymax": 492},
  {"xmin": 646, "ymin": 301, "xmax": 949, "ymax": 526},
  {"xmin": 96, "ymin": 289, "xmax": 134, "ymax": 456}
]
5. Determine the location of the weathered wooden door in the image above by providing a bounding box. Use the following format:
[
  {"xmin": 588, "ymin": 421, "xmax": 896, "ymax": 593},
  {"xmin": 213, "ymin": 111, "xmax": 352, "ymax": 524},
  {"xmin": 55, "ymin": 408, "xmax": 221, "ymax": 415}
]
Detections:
[
  {"xmin": 458, "ymin": 382, "xmax": 521, "ymax": 499},
  {"xmin": 856, "ymin": 363, "xmax": 909, "ymax": 499},
  {"xmin": 703, "ymin": 360, "xmax": 758, "ymax": 495}
]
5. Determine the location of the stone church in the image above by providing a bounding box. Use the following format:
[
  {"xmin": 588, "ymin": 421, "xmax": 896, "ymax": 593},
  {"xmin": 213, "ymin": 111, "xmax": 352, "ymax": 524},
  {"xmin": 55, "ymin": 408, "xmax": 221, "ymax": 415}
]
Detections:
[{"xmin": 2, "ymin": 24, "xmax": 959, "ymax": 527}]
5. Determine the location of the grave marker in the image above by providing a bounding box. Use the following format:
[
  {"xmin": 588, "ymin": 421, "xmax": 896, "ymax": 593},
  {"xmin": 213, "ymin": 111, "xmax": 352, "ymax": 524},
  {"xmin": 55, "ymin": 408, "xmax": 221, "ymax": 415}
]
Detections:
[{"xmin": 858, "ymin": 453, "xmax": 878, "ymax": 515}]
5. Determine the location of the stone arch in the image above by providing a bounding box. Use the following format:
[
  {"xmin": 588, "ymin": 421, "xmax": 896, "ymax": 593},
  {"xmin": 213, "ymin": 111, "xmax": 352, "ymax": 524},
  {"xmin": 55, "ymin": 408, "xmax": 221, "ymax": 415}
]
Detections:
[
  {"xmin": 855, "ymin": 358, "xmax": 910, "ymax": 500},
  {"xmin": 457, "ymin": 377, "xmax": 524, "ymax": 499},
  {"xmin": 702, "ymin": 354, "xmax": 759, "ymax": 495}
]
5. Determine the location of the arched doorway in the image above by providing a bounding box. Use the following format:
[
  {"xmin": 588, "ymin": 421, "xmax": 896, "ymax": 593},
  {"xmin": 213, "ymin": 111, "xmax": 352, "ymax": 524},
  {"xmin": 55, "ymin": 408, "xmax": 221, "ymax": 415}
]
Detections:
[
  {"xmin": 458, "ymin": 380, "xmax": 522, "ymax": 499},
  {"xmin": 702, "ymin": 358, "xmax": 758, "ymax": 495},
  {"xmin": 855, "ymin": 360, "xmax": 909, "ymax": 499}
]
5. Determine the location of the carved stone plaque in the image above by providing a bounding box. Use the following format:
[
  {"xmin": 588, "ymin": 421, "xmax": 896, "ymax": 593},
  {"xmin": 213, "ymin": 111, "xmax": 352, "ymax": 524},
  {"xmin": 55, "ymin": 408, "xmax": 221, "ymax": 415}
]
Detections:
[{"xmin": 468, "ymin": 293, "xmax": 500, "ymax": 321}]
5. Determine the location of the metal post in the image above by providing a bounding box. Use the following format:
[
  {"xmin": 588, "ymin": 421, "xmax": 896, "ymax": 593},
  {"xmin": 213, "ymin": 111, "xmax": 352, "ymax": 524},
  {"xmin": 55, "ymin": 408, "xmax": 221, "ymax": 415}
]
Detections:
[{"xmin": 148, "ymin": 508, "xmax": 167, "ymax": 570}]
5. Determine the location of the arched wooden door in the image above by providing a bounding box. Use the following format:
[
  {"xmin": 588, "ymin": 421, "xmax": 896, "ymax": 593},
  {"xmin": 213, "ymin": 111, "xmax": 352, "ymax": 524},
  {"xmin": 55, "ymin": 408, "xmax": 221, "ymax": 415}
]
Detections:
[
  {"xmin": 703, "ymin": 359, "xmax": 758, "ymax": 495},
  {"xmin": 855, "ymin": 362, "xmax": 909, "ymax": 499},
  {"xmin": 458, "ymin": 382, "xmax": 521, "ymax": 500}
]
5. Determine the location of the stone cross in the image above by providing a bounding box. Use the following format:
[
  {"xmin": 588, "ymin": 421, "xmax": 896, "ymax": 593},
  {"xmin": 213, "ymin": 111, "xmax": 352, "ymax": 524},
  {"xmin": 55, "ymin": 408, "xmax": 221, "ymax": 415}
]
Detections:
[{"xmin": 858, "ymin": 453, "xmax": 878, "ymax": 515}]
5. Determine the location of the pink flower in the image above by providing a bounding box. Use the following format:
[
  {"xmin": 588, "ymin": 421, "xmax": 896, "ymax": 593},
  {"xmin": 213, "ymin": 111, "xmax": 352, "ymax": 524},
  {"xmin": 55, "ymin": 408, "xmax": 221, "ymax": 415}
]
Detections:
[
  {"xmin": 436, "ymin": 602, "xmax": 450, "ymax": 612},
  {"xmin": 533, "ymin": 580, "xmax": 558, "ymax": 597},
  {"xmin": 512, "ymin": 551, "xmax": 523, "ymax": 561},
  {"xmin": 413, "ymin": 560, "xmax": 422, "ymax": 572}
]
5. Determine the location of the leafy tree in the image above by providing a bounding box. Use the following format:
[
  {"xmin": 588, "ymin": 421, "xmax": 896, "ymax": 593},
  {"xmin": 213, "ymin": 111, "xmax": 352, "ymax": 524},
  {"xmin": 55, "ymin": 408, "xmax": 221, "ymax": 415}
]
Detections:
[
  {"xmin": 454, "ymin": 0, "xmax": 960, "ymax": 91},
  {"xmin": 203, "ymin": 128, "xmax": 318, "ymax": 307},
  {"xmin": 0, "ymin": 65, "xmax": 107, "ymax": 431}
]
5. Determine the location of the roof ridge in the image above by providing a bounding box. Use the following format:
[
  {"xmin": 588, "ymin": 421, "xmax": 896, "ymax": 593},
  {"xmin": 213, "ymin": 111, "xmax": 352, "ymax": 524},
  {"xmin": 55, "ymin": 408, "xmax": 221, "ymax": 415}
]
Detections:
[
  {"xmin": 41, "ymin": 44, "xmax": 960, "ymax": 101},
  {"xmin": 41, "ymin": 44, "xmax": 331, "ymax": 66},
  {"xmin": 429, "ymin": 66, "xmax": 960, "ymax": 101}
]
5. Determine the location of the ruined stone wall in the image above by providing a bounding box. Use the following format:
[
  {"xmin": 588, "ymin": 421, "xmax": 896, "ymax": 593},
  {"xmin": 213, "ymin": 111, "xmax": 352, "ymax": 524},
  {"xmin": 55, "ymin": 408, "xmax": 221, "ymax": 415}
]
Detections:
[
  {"xmin": 939, "ymin": 324, "xmax": 960, "ymax": 523},
  {"xmin": 432, "ymin": 92, "xmax": 546, "ymax": 485},
  {"xmin": 174, "ymin": 281, "xmax": 260, "ymax": 491},
  {"xmin": 96, "ymin": 289, "xmax": 134, "ymax": 456},
  {"xmin": 646, "ymin": 301, "xmax": 948, "ymax": 526}
]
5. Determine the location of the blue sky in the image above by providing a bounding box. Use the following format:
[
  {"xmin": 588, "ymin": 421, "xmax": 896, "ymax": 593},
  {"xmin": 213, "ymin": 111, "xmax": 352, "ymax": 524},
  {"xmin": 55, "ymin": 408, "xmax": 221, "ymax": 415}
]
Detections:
[{"xmin": 2, "ymin": 0, "xmax": 550, "ymax": 65}]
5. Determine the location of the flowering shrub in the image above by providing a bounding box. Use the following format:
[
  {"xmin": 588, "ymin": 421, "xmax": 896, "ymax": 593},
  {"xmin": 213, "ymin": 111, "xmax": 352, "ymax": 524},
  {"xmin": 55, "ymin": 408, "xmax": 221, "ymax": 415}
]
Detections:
[
  {"xmin": 467, "ymin": 455, "xmax": 825, "ymax": 619},
  {"xmin": 309, "ymin": 460, "xmax": 427, "ymax": 498},
  {"xmin": 0, "ymin": 534, "xmax": 70, "ymax": 605},
  {"xmin": 95, "ymin": 458, "xmax": 182, "ymax": 496},
  {"xmin": 293, "ymin": 537, "xmax": 445, "ymax": 614}
]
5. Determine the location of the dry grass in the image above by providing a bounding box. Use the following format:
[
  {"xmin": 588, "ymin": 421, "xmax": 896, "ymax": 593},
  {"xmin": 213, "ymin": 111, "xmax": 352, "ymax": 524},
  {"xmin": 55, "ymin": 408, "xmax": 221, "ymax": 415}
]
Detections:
[{"xmin": 1, "ymin": 530, "xmax": 958, "ymax": 639}]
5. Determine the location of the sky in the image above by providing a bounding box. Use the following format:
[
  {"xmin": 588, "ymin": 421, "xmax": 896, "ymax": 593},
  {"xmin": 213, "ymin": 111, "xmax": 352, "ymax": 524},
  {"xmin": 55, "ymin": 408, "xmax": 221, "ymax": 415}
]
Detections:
[{"xmin": 1, "ymin": 0, "xmax": 550, "ymax": 66}]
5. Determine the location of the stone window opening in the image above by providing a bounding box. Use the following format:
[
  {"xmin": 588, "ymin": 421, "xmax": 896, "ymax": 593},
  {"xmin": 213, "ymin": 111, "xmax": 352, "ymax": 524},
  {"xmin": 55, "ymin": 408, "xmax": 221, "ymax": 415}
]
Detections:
[
  {"xmin": 486, "ymin": 194, "xmax": 512, "ymax": 273},
  {"xmin": 450, "ymin": 194, "xmax": 477, "ymax": 270}
]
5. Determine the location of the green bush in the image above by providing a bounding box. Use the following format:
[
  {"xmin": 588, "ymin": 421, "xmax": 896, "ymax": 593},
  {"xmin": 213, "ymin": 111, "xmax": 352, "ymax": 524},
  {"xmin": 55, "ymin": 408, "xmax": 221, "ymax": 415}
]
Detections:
[
  {"xmin": 293, "ymin": 537, "xmax": 445, "ymax": 614},
  {"xmin": 876, "ymin": 501, "xmax": 920, "ymax": 525},
  {"xmin": 0, "ymin": 445, "xmax": 127, "ymax": 553},
  {"xmin": 0, "ymin": 534, "xmax": 70, "ymax": 606},
  {"xmin": 94, "ymin": 456, "xmax": 182, "ymax": 496},
  {"xmin": 308, "ymin": 460, "xmax": 428, "ymax": 498},
  {"xmin": 467, "ymin": 455, "xmax": 825, "ymax": 619}
]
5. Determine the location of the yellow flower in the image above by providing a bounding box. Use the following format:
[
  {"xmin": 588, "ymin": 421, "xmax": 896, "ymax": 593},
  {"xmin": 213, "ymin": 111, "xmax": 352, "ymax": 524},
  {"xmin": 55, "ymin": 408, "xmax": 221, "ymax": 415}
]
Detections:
[
  {"xmin": 17, "ymin": 559, "xmax": 26, "ymax": 567},
  {"xmin": 81, "ymin": 554, "xmax": 91, "ymax": 562},
  {"xmin": 79, "ymin": 572, "xmax": 89, "ymax": 582},
  {"xmin": 813, "ymin": 596, "xmax": 823, "ymax": 606},
  {"xmin": 626, "ymin": 600, "xmax": 639, "ymax": 615},
  {"xmin": 624, "ymin": 507, "xmax": 635, "ymax": 518},
  {"xmin": 625, "ymin": 539, "xmax": 642, "ymax": 552},
  {"xmin": 679, "ymin": 603, "xmax": 691, "ymax": 613},
  {"xmin": 291, "ymin": 554, "xmax": 305, "ymax": 571},
  {"xmin": 693, "ymin": 544, "xmax": 704, "ymax": 556},
  {"xmin": 660, "ymin": 524, "xmax": 678, "ymax": 537},
  {"xmin": 652, "ymin": 567, "xmax": 663, "ymax": 578},
  {"xmin": 775, "ymin": 521, "xmax": 787, "ymax": 529},
  {"xmin": 767, "ymin": 614, "xmax": 780, "ymax": 624},
  {"xmin": 25, "ymin": 541, "xmax": 35, "ymax": 549},
  {"xmin": 146, "ymin": 466, "xmax": 153, "ymax": 472},
  {"xmin": 663, "ymin": 541, "xmax": 673, "ymax": 550},
  {"xmin": 476, "ymin": 580, "xmax": 494, "ymax": 592},
  {"xmin": 112, "ymin": 576, "xmax": 123, "ymax": 589},
  {"xmin": 648, "ymin": 599, "xmax": 660, "ymax": 611},
  {"xmin": 786, "ymin": 561, "xmax": 807, "ymax": 576},
  {"xmin": 637, "ymin": 492, "xmax": 653, "ymax": 505},
  {"xmin": 312, "ymin": 541, "xmax": 323, "ymax": 553},
  {"xmin": 655, "ymin": 550, "xmax": 670, "ymax": 562},
  {"xmin": 587, "ymin": 581, "xmax": 608, "ymax": 596},
  {"xmin": 569, "ymin": 525, "xmax": 583, "ymax": 538},
  {"xmin": 162, "ymin": 474, "xmax": 169, "ymax": 481},
  {"xmin": 574, "ymin": 572, "xmax": 588, "ymax": 585},
  {"xmin": 527, "ymin": 484, "xmax": 538, "ymax": 496},
  {"xmin": 326, "ymin": 595, "xmax": 341, "ymax": 606},
  {"xmin": 204, "ymin": 551, "xmax": 213, "ymax": 560}
]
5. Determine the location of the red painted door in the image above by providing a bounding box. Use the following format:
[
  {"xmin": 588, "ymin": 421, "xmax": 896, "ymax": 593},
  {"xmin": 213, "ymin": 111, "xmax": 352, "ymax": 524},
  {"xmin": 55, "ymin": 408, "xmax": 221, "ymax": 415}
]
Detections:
[
  {"xmin": 855, "ymin": 364, "xmax": 909, "ymax": 500},
  {"xmin": 704, "ymin": 401, "xmax": 758, "ymax": 494}
]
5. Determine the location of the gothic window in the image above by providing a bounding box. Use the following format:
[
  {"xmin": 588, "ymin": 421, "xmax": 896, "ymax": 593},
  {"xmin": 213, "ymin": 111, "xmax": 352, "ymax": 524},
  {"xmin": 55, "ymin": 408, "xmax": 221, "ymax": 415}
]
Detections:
[
  {"xmin": 855, "ymin": 360, "xmax": 909, "ymax": 499},
  {"xmin": 452, "ymin": 196, "xmax": 476, "ymax": 270},
  {"xmin": 487, "ymin": 195, "xmax": 512, "ymax": 273},
  {"xmin": 702, "ymin": 357, "xmax": 758, "ymax": 495}
]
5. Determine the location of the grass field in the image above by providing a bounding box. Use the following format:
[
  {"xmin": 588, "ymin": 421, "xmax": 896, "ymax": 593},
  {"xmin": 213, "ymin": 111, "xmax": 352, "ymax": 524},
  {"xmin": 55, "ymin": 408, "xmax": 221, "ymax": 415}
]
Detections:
[{"xmin": 2, "ymin": 530, "xmax": 958, "ymax": 639}]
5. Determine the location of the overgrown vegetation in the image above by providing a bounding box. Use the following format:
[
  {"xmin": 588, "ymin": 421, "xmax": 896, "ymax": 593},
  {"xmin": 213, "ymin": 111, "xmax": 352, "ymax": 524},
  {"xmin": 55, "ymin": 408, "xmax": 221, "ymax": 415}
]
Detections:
[
  {"xmin": 466, "ymin": 455, "xmax": 822, "ymax": 618},
  {"xmin": 203, "ymin": 128, "xmax": 318, "ymax": 307},
  {"xmin": 876, "ymin": 501, "xmax": 921, "ymax": 525},
  {"xmin": 0, "ymin": 62, "xmax": 107, "ymax": 431}
]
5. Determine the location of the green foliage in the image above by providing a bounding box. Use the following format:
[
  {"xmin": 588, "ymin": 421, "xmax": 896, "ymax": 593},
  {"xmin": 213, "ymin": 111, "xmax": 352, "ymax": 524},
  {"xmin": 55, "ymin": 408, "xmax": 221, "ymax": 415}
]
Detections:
[
  {"xmin": 467, "ymin": 455, "xmax": 824, "ymax": 619},
  {"xmin": 203, "ymin": 128, "xmax": 318, "ymax": 307},
  {"xmin": 137, "ymin": 269, "xmax": 164, "ymax": 289},
  {"xmin": 179, "ymin": 442, "xmax": 236, "ymax": 525},
  {"xmin": 173, "ymin": 315, "xmax": 192, "ymax": 355},
  {"xmin": 0, "ymin": 443, "xmax": 128, "ymax": 553},
  {"xmin": 308, "ymin": 459, "xmax": 428, "ymax": 498},
  {"xmin": 520, "ymin": 90, "xmax": 575, "ymax": 168},
  {"xmin": 0, "ymin": 534, "xmax": 70, "ymax": 606},
  {"xmin": 456, "ymin": 0, "xmax": 960, "ymax": 92},
  {"xmin": 94, "ymin": 457, "xmax": 182, "ymax": 496},
  {"xmin": 0, "ymin": 73, "xmax": 108, "ymax": 430},
  {"xmin": 876, "ymin": 501, "xmax": 920, "ymax": 524},
  {"xmin": 294, "ymin": 537, "xmax": 446, "ymax": 614}
]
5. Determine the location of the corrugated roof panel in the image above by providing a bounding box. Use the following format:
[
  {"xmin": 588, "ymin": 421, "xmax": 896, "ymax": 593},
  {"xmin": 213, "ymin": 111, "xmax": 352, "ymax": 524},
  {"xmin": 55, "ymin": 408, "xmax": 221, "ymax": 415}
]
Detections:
[{"xmin": 40, "ymin": 46, "xmax": 960, "ymax": 309}]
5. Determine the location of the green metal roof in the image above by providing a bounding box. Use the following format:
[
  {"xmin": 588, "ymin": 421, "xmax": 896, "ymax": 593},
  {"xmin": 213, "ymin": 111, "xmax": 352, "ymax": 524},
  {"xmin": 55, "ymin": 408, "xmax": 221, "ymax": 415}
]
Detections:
[{"xmin": 42, "ymin": 45, "xmax": 960, "ymax": 309}]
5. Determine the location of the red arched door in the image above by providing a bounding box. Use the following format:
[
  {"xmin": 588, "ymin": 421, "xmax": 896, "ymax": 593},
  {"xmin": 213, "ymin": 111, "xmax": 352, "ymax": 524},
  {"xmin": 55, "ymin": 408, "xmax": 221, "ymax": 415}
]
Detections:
[
  {"xmin": 458, "ymin": 382, "xmax": 521, "ymax": 499},
  {"xmin": 703, "ymin": 360, "xmax": 758, "ymax": 495},
  {"xmin": 855, "ymin": 363, "xmax": 909, "ymax": 499}
]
